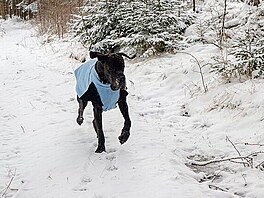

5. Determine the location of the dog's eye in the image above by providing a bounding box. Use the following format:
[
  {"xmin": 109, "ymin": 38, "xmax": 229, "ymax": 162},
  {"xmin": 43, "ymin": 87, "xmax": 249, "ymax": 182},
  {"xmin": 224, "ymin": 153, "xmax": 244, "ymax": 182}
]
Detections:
[
  {"xmin": 108, "ymin": 68, "xmax": 115, "ymax": 72},
  {"xmin": 109, "ymin": 66, "xmax": 118, "ymax": 73}
]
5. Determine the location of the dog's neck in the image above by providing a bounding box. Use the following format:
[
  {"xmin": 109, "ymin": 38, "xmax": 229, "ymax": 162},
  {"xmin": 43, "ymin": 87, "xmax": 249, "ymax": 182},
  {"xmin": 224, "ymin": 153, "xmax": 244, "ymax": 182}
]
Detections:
[{"xmin": 95, "ymin": 61, "xmax": 110, "ymax": 84}]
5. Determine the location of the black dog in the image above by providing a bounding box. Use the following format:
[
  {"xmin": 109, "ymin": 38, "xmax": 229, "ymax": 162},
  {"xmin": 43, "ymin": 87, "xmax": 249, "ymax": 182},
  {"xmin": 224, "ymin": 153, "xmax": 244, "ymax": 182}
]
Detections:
[{"xmin": 75, "ymin": 51, "xmax": 135, "ymax": 153}]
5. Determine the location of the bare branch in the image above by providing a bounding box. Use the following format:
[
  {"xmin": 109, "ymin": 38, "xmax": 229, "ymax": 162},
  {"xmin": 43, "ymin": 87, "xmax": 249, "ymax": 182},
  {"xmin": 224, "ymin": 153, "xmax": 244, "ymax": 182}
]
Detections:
[
  {"xmin": 177, "ymin": 51, "xmax": 208, "ymax": 93},
  {"xmin": 220, "ymin": 0, "xmax": 227, "ymax": 47},
  {"xmin": 226, "ymin": 136, "xmax": 245, "ymax": 167},
  {"xmin": 241, "ymin": 174, "xmax": 247, "ymax": 186},
  {"xmin": 247, "ymin": 151, "xmax": 264, "ymax": 157},
  {"xmin": 20, "ymin": 126, "xmax": 26, "ymax": 133},
  {"xmin": 245, "ymin": 142, "xmax": 264, "ymax": 147},
  {"xmin": 190, "ymin": 151, "xmax": 264, "ymax": 168},
  {"xmin": 256, "ymin": 161, "xmax": 264, "ymax": 170},
  {"xmin": 190, "ymin": 156, "xmax": 251, "ymax": 166},
  {"xmin": 209, "ymin": 184, "xmax": 228, "ymax": 192},
  {"xmin": 1, "ymin": 170, "xmax": 16, "ymax": 198},
  {"xmin": 226, "ymin": 136, "xmax": 242, "ymax": 157},
  {"xmin": 211, "ymin": 170, "xmax": 223, "ymax": 183}
]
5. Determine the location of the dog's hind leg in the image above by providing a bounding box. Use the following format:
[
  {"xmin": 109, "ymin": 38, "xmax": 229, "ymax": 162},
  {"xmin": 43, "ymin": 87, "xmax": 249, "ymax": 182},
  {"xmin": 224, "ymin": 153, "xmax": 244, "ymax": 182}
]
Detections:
[
  {"xmin": 76, "ymin": 96, "xmax": 87, "ymax": 125},
  {"xmin": 92, "ymin": 102, "xmax": 105, "ymax": 153},
  {"xmin": 118, "ymin": 90, "xmax": 131, "ymax": 144}
]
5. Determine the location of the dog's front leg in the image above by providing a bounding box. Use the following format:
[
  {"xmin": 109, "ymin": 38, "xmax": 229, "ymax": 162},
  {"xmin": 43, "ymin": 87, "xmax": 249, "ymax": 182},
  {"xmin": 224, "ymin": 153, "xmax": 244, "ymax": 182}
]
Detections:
[
  {"xmin": 76, "ymin": 96, "xmax": 87, "ymax": 125},
  {"xmin": 118, "ymin": 90, "xmax": 131, "ymax": 144},
  {"xmin": 92, "ymin": 102, "xmax": 105, "ymax": 153}
]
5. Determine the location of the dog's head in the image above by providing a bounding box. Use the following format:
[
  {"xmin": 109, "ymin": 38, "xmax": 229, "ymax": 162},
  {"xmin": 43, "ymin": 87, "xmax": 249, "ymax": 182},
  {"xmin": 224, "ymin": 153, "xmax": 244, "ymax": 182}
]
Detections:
[{"xmin": 90, "ymin": 51, "xmax": 135, "ymax": 91}]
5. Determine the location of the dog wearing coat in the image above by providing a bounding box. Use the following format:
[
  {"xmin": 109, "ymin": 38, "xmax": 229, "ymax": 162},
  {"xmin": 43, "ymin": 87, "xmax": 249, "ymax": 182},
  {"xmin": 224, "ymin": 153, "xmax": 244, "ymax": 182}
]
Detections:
[{"xmin": 75, "ymin": 51, "xmax": 134, "ymax": 153}]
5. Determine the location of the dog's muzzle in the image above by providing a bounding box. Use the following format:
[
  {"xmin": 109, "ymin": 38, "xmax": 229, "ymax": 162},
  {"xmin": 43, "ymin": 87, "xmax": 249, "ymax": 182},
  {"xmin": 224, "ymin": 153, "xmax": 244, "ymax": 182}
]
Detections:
[{"xmin": 110, "ymin": 75, "xmax": 126, "ymax": 91}]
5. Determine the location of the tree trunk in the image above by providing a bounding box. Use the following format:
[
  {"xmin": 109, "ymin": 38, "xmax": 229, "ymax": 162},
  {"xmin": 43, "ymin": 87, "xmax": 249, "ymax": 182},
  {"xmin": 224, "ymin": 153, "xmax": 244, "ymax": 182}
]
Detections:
[
  {"xmin": 220, "ymin": 0, "xmax": 227, "ymax": 47},
  {"xmin": 247, "ymin": 0, "xmax": 260, "ymax": 6},
  {"xmin": 3, "ymin": 2, "xmax": 8, "ymax": 20}
]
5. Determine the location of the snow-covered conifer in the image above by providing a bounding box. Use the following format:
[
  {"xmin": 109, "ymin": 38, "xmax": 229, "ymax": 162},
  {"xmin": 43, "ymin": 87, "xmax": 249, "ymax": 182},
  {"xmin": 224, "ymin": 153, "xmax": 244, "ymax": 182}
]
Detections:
[{"xmin": 71, "ymin": 0, "xmax": 194, "ymax": 56}]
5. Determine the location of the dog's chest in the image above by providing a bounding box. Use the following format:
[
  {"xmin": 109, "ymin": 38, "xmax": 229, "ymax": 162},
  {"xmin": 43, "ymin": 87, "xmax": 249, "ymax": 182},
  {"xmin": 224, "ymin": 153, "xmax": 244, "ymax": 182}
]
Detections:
[{"xmin": 74, "ymin": 59, "xmax": 120, "ymax": 111}]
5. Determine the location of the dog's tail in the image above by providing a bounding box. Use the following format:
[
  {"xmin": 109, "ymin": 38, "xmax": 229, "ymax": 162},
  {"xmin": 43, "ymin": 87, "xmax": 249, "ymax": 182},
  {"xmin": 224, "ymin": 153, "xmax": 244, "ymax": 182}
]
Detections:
[{"xmin": 117, "ymin": 53, "xmax": 136, "ymax": 59}]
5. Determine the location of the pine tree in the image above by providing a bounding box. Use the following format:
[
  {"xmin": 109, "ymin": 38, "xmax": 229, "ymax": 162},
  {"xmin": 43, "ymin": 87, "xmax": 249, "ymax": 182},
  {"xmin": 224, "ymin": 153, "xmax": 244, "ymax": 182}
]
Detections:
[
  {"xmin": 211, "ymin": 2, "xmax": 264, "ymax": 80},
  {"xmin": 71, "ymin": 0, "xmax": 194, "ymax": 56}
]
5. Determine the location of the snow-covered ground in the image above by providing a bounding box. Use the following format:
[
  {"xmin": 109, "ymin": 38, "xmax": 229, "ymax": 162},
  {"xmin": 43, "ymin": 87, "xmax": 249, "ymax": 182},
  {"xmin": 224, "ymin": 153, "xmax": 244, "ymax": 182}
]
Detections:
[{"xmin": 1, "ymin": 18, "xmax": 264, "ymax": 198}]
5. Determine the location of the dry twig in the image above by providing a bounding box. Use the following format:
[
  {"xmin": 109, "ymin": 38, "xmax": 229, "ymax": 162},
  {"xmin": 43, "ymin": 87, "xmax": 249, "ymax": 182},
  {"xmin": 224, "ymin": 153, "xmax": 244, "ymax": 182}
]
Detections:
[
  {"xmin": 20, "ymin": 126, "xmax": 26, "ymax": 133},
  {"xmin": 190, "ymin": 151, "xmax": 264, "ymax": 168},
  {"xmin": 256, "ymin": 161, "xmax": 264, "ymax": 170},
  {"xmin": 190, "ymin": 156, "xmax": 252, "ymax": 167},
  {"xmin": 241, "ymin": 174, "xmax": 247, "ymax": 186},
  {"xmin": 226, "ymin": 136, "xmax": 246, "ymax": 167},
  {"xmin": 177, "ymin": 51, "xmax": 208, "ymax": 93},
  {"xmin": 211, "ymin": 170, "xmax": 223, "ymax": 183},
  {"xmin": 209, "ymin": 184, "xmax": 228, "ymax": 192},
  {"xmin": 1, "ymin": 170, "xmax": 16, "ymax": 198},
  {"xmin": 245, "ymin": 142, "xmax": 264, "ymax": 147}
]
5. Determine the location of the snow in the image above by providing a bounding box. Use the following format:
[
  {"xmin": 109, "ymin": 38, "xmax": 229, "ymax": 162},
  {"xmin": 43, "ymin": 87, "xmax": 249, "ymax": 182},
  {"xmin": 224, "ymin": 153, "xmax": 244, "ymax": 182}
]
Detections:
[{"xmin": 1, "ymin": 18, "xmax": 264, "ymax": 198}]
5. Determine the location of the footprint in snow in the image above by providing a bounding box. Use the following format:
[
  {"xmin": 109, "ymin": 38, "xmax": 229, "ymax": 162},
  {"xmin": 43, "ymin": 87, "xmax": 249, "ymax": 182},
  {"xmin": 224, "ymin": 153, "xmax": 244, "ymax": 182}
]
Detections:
[
  {"xmin": 105, "ymin": 150, "xmax": 118, "ymax": 171},
  {"xmin": 73, "ymin": 175, "xmax": 92, "ymax": 192},
  {"xmin": 80, "ymin": 175, "xmax": 93, "ymax": 184},
  {"xmin": 106, "ymin": 165, "xmax": 118, "ymax": 171},
  {"xmin": 107, "ymin": 148, "xmax": 117, "ymax": 153},
  {"xmin": 105, "ymin": 153, "xmax": 116, "ymax": 161}
]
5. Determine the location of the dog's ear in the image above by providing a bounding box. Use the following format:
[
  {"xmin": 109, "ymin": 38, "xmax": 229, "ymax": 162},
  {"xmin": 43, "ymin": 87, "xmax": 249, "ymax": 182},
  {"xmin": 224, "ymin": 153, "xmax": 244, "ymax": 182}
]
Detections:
[
  {"xmin": 90, "ymin": 51, "xmax": 99, "ymax": 59},
  {"xmin": 90, "ymin": 51, "xmax": 107, "ymax": 63},
  {"xmin": 117, "ymin": 52, "xmax": 136, "ymax": 59}
]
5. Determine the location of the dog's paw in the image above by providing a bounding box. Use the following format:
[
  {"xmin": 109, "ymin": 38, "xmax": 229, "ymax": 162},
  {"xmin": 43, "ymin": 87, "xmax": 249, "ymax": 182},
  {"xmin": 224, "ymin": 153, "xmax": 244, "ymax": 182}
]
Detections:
[
  {"xmin": 76, "ymin": 116, "xmax": 84, "ymax": 125},
  {"xmin": 118, "ymin": 129, "xmax": 130, "ymax": 144},
  {"xmin": 95, "ymin": 145, "xmax": 106, "ymax": 153}
]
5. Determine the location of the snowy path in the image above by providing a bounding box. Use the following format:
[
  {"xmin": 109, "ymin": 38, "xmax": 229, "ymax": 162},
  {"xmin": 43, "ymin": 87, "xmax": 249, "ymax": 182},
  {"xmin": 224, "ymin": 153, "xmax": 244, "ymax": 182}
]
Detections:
[
  {"xmin": 0, "ymin": 19, "xmax": 210, "ymax": 198},
  {"xmin": 2, "ymin": 19, "xmax": 264, "ymax": 198},
  {"xmin": 0, "ymin": 20, "xmax": 84, "ymax": 197}
]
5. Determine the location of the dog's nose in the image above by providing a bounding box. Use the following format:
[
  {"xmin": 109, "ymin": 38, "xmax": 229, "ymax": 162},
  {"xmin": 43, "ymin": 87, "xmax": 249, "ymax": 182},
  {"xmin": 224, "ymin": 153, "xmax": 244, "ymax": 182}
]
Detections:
[
  {"xmin": 110, "ymin": 84, "xmax": 119, "ymax": 91},
  {"xmin": 119, "ymin": 75, "xmax": 125, "ymax": 83}
]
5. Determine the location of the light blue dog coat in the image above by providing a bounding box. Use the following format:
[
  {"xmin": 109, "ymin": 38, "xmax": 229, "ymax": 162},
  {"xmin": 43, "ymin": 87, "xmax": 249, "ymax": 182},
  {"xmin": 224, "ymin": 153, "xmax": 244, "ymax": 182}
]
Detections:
[{"xmin": 74, "ymin": 58, "xmax": 120, "ymax": 111}]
